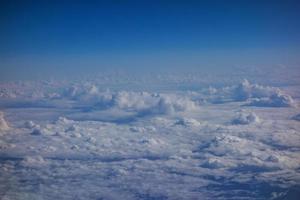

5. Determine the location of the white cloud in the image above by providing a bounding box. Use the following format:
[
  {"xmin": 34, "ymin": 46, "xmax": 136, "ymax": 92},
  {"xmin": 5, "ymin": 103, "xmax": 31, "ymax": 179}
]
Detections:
[
  {"xmin": 0, "ymin": 112, "xmax": 9, "ymax": 131},
  {"xmin": 232, "ymin": 79, "xmax": 277, "ymax": 101},
  {"xmin": 205, "ymin": 80, "xmax": 296, "ymax": 107},
  {"xmin": 292, "ymin": 113, "xmax": 300, "ymax": 121},
  {"xmin": 246, "ymin": 91, "xmax": 295, "ymax": 107},
  {"xmin": 24, "ymin": 120, "xmax": 36, "ymax": 129},
  {"xmin": 20, "ymin": 155, "xmax": 47, "ymax": 168},
  {"xmin": 30, "ymin": 128, "xmax": 43, "ymax": 135},
  {"xmin": 174, "ymin": 117, "xmax": 201, "ymax": 127},
  {"xmin": 0, "ymin": 78, "xmax": 299, "ymax": 199},
  {"xmin": 231, "ymin": 110, "xmax": 260, "ymax": 125}
]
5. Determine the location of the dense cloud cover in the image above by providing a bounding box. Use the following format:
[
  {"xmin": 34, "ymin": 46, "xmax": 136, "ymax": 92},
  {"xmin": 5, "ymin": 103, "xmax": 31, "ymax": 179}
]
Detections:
[{"xmin": 0, "ymin": 78, "xmax": 299, "ymax": 199}]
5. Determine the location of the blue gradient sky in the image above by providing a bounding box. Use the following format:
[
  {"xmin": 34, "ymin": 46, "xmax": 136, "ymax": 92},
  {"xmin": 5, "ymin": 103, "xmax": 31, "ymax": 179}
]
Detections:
[{"xmin": 1, "ymin": 0, "xmax": 300, "ymax": 80}]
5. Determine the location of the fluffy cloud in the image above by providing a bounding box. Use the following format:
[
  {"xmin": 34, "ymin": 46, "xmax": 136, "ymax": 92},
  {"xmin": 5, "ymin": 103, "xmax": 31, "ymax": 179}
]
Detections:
[
  {"xmin": 206, "ymin": 80, "xmax": 296, "ymax": 107},
  {"xmin": 105, "ymin": 92, "xmax": 197, "ymax": 115},
  {"xmin": 174, "ymin": 117, "xmax": 201, "ymax": 127},
  {"xmin": 63, "ymin": 86, "xmax": 198, "ymax": 117},
  {"xmin": 292, "ymin": 113, "xmax": 300, "ymax": 121},
  {"xmin": 30, "ymin": 128, "xmax": 43, "ymax": 136},
  {"xmin": 231, "ymin": 110, "xmax": 260, "ymax": 125},
  {"xmin": 21, "ymin": 156, "xmax": 47, "ymax": 168},
  {"xmin": 112, "ymin": 91, "xmax": 157, "ymax": 111},
  {"xmin": 24, "ymin": 120, "xmax": 36, "ymax": 129},
  {"xmin": 148, "ymin": 95, "xmax": 198, "ymax": 114},
  {"xmin": 232, "ymin": 79, "xmax": 277, "ymax": 101},
  {"xmin": 0, "ymin": 112, "xmax": 9, "ymax": 131},
  {"xmin": 246, "ymin": 91, "xmax": 295, "ymax": 107},
  {"xmin": 1, "ymin": 78, "xmax": 299, "ymax": 199}
]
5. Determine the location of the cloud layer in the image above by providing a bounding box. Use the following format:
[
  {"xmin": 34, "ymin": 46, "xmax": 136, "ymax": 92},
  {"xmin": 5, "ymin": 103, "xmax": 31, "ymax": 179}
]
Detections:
[{"xmin": 0, "ymin": 78, "xmax": 299, "ymax": 199}]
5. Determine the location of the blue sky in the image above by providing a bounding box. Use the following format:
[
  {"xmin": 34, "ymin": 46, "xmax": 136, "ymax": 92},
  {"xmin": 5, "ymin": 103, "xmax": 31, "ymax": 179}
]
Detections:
[{"xmin": 1, "ymin": 0, "xmax": 300, "ymax": 80}]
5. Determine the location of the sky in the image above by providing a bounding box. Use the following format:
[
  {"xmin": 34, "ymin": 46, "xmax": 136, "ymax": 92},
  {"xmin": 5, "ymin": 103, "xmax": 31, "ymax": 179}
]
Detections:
[{"xmin": 0, "ymin": 0, "xmax": 300, "ymax": 80}]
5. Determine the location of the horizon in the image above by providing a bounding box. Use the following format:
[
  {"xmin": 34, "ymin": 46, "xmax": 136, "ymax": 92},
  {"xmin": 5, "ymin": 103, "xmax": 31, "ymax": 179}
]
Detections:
[{"xmin": 1, "ymin": 0, "xmax": 300, "ymax": 80}]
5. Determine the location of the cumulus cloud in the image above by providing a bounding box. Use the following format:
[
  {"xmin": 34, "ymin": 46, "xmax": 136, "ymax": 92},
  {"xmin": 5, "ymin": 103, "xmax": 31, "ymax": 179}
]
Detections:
[
  {"xmin": 246, "ymin": 91, "xmax": 295, "ymax": 107},
  {"xmin": 206, "ymin": 79, "xmax": 296, "ymax": 107},
  {"xmin": 292, "ymin": 113, "xmax": 300, "ymax": 121},
  {"xmin": 102, "ymin": 91, "xmax": 198, "ymax": 115},
  {"xmin": 112, "ymin": 91, "xmax": 157, "ymax": 111},
  {"xmin": 62, "ymin": 86, "xmax": 199, "ymax": 118},
  {"xmin": 148, "ymin": 95, "xmax": 198, "ymax": 115},
  {"xmin": 201, "ymin": 157, "xmax": 228, "ymax": 169},
  {"xmin": 0, "ymin": 112, "xmax": 9, "ymax": 131},
  {"xmin": 0, "ymin": 88, "xmax": 17, "ymax": 98},
  {"xmin": 31, "ymin": 128, "xmax": 43, "ymax": 136},
  {"xmin": 21, "ymin": 156, "xmax": 47, "ymax": 168},
  {"xmin": 63, "ymin": 84, "xmax": 112, "ymax": 105},
  {"xmin": 24, "ymin": 120, "xmax": 36, "ymax": 129},
  {"xmin": 232, "ymin": 79, "xmax": 277, "ymax": 101},
  {"xmin": 174, "ymin": 117, "xmax": 201, "ymax": 127},
  {"xmin": 231, "ymin": 110, "xmax": 260, "ymax": 125},
  {"xmin": 56, "ymin": 116, "xmax": 73, "ymax": 124}
]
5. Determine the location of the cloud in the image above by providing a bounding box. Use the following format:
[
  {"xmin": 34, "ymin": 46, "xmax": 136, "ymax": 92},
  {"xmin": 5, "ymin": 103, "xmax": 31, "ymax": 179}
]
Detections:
[
  {"xmin": 246, "ymin": 91, "xmax": 295, "ymax": 107},
  {"xmin": 31, "ymin": 128, "xmax": 43, "ymax": 135},
  {"xmin": 232, "ymin": 79, "xmax": 277, "ymax": 101},
  {"xmin": 112, "ymin": 91, "xmax": 158, "ymax": 111},
  {"xmin": 231, "ymin": 110, "xmax": 260, "ymax": 125},
  {"xmin": 201, "ymin": 157, "xmax": 228, "ymax": 168},
  {"xmin": 21, "ymin": 156, "xmax": 47, "ymax": 168},
  {"xmin": 174, "ymin": 117, "xmax": 201, "ymax": 127},
  {"xmin": 205, "ymin": 80, "xmax": 296, "ymax": 107},
  {"xmin": 62, "ymin": 87, "xmax": 199, "ymax": 121},
  {"xmin": 148, "ymin": 95, "xmax": 198, "ymax": 115},
  {"xmin": 24, "ymin": 121, "xmax": 36, "ymax": 129},
  {"xmin": 292, "ymin": 113, "xmax": 300, "ymax": 121},
  {"xmin": 1, "ymin": 76, "xmax": 300, "ymax": 199},
  {"xmin": 0, "ymin": 111, "xmax": 9, "ymax": 131}
]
